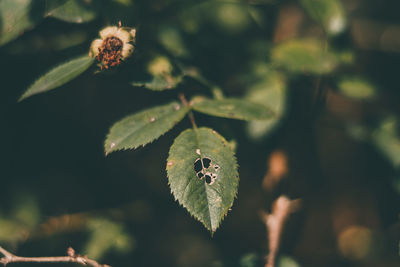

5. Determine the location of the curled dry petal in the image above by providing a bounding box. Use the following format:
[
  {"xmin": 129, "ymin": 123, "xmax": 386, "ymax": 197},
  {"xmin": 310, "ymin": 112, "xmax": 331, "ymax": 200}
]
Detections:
[
  {"xmin": 116, "ymin": 28, "xmax": 132, "ymax": 43},
  {"xmin": 89, "ymin": 39, "xmax": 103, "ymax": 57},
  {"xmin": 99, "ymin": 26, "xmax": 119, "ymax": 39},
  {"xmin": 121, "ymin": 43, "xmax": 134, "ymax": 59}
]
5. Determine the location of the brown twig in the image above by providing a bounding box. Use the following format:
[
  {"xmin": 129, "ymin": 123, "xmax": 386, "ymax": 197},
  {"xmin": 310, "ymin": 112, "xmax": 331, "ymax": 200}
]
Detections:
[
  {"xmin": 178, "ymin": 93, "xmax": 198, "ymax": 129},
  {"xmin": 0, "ymin": 246, "xmax": 110, "ymax": 267},
  {"xmin": 261, "ymin": 196, "xmax": 301, "ymax": 267}
]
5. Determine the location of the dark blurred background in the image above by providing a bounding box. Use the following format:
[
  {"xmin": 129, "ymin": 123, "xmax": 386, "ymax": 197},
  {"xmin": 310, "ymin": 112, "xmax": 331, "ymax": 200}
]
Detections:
[{"xmin": 1, "ymin": 0, "xmax": 400, "ymax": 266}]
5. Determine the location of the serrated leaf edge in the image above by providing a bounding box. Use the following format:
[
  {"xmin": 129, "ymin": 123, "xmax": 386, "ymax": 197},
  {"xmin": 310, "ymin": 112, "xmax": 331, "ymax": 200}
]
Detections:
[
  {"xmin": 192, "ymin": 98, "xmax": 276, "ymax": 121},
  {"xmin": 166, "ymin": 127, "xmax": 239, "ymax": 232},
  {"xmin": 104, "ymin": 102, "xmax": 189, "ymax": 155}
]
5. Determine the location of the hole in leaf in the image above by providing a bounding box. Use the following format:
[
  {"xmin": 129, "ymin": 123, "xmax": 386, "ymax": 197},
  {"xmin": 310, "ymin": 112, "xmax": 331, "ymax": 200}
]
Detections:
[
  {"xmin": 202, "ymin": 158, "xmax": 211, "ymax": 168},
  {"xmin": 205, "ymin": 175, "xmax": 212, "ymax": 184},
  {"xmin": 214, "ymin": 164, "xmax": 220, "ymax": 171},
  {"xmin": 194, "ymin": 158, "xmax": 202, "ymax": 173},
  {"xmin": 197, "ymin": 172, "xmax": 204, "ymax": 179}
]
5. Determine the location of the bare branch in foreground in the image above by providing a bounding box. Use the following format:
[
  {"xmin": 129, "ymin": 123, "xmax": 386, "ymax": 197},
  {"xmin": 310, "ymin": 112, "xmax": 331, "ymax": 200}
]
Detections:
[
  {"xmin": 261, "ymin": 195, "xmax": 301, "ymax": 267},
  {"xmin": 0, "ymin": 246, "xmax": 110, "ymax": 267}
]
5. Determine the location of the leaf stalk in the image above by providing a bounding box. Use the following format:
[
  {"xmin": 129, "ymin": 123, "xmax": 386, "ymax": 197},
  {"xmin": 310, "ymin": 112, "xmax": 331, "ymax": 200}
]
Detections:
[{"xmin": 179, "ymin": 93, "xmax": 198, "ymax": 129}]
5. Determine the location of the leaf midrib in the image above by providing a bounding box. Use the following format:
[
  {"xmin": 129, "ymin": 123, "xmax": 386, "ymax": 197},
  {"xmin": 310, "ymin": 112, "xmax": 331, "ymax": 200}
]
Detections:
[
  {"xmin": 193, "ymin": 128, "xmax": 214, "ymax": 231},
  {"xmin": 110, "ymin": 103, "xmax": 185, "ymax": 150},
  {"xmin": 38, "ymin": 57, "xmax": 92, "ymax": 91}
]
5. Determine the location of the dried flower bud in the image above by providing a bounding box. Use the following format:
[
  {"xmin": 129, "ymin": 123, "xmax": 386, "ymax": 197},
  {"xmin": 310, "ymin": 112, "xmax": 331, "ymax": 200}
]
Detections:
[{"xmin": 89, "ymin": 24, "xmax": 136, "ymax": 70}]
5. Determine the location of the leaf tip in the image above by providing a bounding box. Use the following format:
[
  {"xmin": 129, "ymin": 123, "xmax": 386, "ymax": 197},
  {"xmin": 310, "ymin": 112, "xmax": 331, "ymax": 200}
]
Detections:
[{"xmin": 18, "ymin": 91, "xmax": 30, "ymax": 102}]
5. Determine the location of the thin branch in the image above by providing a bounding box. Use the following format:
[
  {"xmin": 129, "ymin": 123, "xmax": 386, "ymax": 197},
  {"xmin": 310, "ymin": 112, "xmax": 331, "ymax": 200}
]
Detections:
[
  {"xmin": 178, "ymin": 93, "xmax": 198, "ymax": 129},
  {"xmin": 0, "ymin": 246, "xmax": 110, "ymax": 267},
  {"xmin": 261, "ymin": 196, "xmax": 301, "ymax": 267},
  {"xmin": 0, "ymin": 247, "xmax": 13, "ymax": 259}
]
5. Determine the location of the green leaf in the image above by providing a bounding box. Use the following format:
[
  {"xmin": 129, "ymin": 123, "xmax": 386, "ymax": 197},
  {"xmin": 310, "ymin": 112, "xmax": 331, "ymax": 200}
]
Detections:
[
  {"xmin": 300, "ymin": 0, "xmax": 346, "ymax": 35},
  {"xmin": 105, "ymin": 102, "xmax": 188, "ymax": 154},
  {"xmin": 167, "ymin": 127, "xmax": 239, "ymax": 232},
  {"xmin": 245, "ymin": 71, "xmax": 287, "ymax": 140},
  {"xmin": 371, "ymin": 117, "xmax": 400, "ymax": 169},
  {"xmin": 131, "ymin": 75, "xmax": 183, "ymax": 91},
  {"xmin": 271, "ymin": 39, "xmax": 337, "ymax": 74},
  {"xmin": 337, "ymin": 77, "xmax": 376, "ymax": 100},
  {"xmin": 0, "ymin": 0, "xmax": 44, "ymax": 46},
  {"xmin": 45, "ymin": 0, "xmax": 97, "ymax": 23},
  {"xmin": 19, "ymin": 55, "xmax": 94, "ymax": 101},
  {"xmin": 192, "ymin": 98, "xmax": 274, "ymax": 121}
]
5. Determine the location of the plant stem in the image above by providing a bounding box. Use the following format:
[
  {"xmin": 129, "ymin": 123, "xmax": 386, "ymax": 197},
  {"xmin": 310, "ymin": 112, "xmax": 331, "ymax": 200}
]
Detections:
[
  {"xmin": 262, "ymin": 196, "xmax": 301, "ymax": 267},
  {"xmin": 179, "ymin": 93, "xmax": 198, "ymax": 129},
  {"xmin": 0, "ymin": 246, "xmax": 109, "ymax": 267}
]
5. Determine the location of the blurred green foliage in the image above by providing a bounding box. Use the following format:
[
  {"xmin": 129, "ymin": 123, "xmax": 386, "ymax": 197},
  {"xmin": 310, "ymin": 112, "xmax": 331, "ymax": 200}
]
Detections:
[
  {"xmin": 271, "ymin": 39, "xmax": 337, "ymax": 74},
  {"xmin": 337, "ymin": 77, "xmax": 376, "ymax": 100},
  {"xmin": 0, "ymin": 195, "xmax": 39, "ymax": 243},
  {"xmin": 85, "ymin": 218, "xmax": 133, "ymax": 259},
  {"xmin": 245, "ymin": 69, "xmax": 287, "ymax": 140},
  {"xmin": 300, "ymin": 0, "xmax": 346, "ymax": 35},
  {"xmin": 45, "ymin": 0, "xmax": 97, "ymax": 23},
  {"xmin": 1, "ymin": 0, "xmax": 400, "ymax": 266}
]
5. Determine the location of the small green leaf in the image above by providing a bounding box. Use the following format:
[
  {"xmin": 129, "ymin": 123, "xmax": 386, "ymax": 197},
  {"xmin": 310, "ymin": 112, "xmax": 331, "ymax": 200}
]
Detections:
[
  {"xmin": 167, "ymin": 127, "xmax": 239, "ymax": 232},
  {"xmin": 45, "ymin": 0, "xmax": 97, "ymax": 23},
  {"xmin": 131, "ymin": 56, "xmax": 183, "ymax": 91},
  {"xmin": 271, "ymin": 39, "xmax": 337, "ymax": 74},
  {"xmin": 19, "ymin": 55, "xmax": 94, "ymax": 101},
  {"xmin": 300, "ymin": 0, "xmax": 346, "ymax": 36},
  {"xmin": 371, "ymin": 116, "xmax": 400, "ymax": 169},
  {"xmin": 245, "ymin": 71, "xmax": 287, "ymax": 140},
  {"xmin": 131, "ymin": 75, "xmax": 183, "ymax": 91},
  {"xmin": 338, "ymin": 77, "xmax": 376, "ymax": 100},
  {"xmin": 192, "ymin": 98, "xmax": 274, "ymax": 121},
  {"xmin": 105, "ymin": 102, "xmax": 188, "ymax": 154},
  {"xmin": 0, "ymin": 0, "xmax": 44, "ymax": 46}
]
